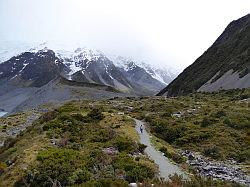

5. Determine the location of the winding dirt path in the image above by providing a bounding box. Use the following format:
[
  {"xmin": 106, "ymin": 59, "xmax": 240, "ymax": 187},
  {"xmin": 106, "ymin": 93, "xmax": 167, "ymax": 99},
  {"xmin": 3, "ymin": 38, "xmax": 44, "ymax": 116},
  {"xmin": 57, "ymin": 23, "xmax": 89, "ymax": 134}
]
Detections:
[{"xmin": 135, "ymin": 119, "xmax": 188, "ymax": 180}]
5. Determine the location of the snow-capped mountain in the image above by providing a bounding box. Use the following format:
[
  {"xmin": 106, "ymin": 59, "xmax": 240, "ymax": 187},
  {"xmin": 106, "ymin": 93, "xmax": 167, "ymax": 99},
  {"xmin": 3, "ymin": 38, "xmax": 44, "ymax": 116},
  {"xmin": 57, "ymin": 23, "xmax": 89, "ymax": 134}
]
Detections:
[
  {"xmin": 0, "ymin": 42, "xmax": 178, "ymax": 95},
  {"xmin": 55, "ymin": 48, "xmax": 106, "ymax": 76},
  {"xmin": 112, "ymin": 56, "xmax": 178, "ymax": 85},
  {"xmin": 0, "ymin": 48, "xmax": 68, "ymax": 87}
]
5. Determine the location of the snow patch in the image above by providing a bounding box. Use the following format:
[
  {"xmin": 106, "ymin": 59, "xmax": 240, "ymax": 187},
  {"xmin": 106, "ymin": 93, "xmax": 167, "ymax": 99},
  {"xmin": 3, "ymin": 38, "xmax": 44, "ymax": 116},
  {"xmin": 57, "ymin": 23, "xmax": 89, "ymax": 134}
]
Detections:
[
  {"xmin": 55, "ymin": 47, "xmax": 104, "ymax": 75},
  {"xmin": 19, "ymin": 63, "xmax": 29, "ymax": 73},
  {"xmin": 10, "ymin": 74, "xmax": 18, "ymax": 80},
  {"xmin": 112, "ymin": 56, "xmax": 177, "ymax": 85}
]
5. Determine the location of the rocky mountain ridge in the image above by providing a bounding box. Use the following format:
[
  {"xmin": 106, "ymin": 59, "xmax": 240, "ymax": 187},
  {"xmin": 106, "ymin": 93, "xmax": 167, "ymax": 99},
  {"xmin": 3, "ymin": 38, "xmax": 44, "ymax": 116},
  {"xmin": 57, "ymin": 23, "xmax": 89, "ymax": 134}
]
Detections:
[
  {"xmin": 158, "ymin": 14, "xmax": 250, "ymax": 96},
  {"xmin": 0, "ymin": 44, "xmax": 177, "ymax": 95}
]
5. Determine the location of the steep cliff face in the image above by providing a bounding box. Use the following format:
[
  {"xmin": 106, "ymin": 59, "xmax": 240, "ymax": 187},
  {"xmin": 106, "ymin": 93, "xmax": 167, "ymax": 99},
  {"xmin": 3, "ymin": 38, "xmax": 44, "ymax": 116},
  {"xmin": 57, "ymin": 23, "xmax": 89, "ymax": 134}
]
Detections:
[{"xmin": 158, "ymin": 14, "xmax": 250, "ymax": 96}]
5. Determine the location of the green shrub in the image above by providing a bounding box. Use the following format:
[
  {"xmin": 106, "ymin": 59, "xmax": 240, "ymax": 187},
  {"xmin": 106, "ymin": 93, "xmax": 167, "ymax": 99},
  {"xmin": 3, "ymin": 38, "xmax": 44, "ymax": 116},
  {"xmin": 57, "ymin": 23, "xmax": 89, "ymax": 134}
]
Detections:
[
  {"xmin": 38, "ymin": 110, "xmax": 59, "ymax": 124},
  {"xmin": 236, "ymin": 149, "xmax": 250, "ymax": 162},
  {"xmin": 26, "ymin": 148, "xmax": 90, "ymax": 186},
  {"xmin": 114, "ymin": 154, "xmax": 155, "ymax": 183},
  {"xmin": 159, "ymin": 147, "xmax": 171, "ymax": 158},
  {"xmin": 201, "ymin": 117, "xmax": 212, "ymax": 127},
  {"xmin": 138, "ymin": 143, "xmax": 147, "ymax": 153},
  {"xmin": 214, "ymin": 110, "xmax": 226, "ymax": 118},
  {"xmin": 152, "ymin": 123, "xmax": 187, "ymax": 144},
  {"xmin": 203, "ymin": 146, "xmax": 221, "ymax": 159},
  {"xmin": 176, "ymin": 131, "xmax": 212, "ymax": 146},
  {"xmin": 87, "ymin": 108, "xmax": 104, "ymax": 121},
  {"xmin": 159, "ymin": 147, "xmax": 185, "ymax": 163},
  {"xmin": 113, "ymin": 136, "xmax": 136, "ymax": 153},
  {"xmin": 90, "ymin": 128, "xmax": 116, "ymax": 143},
  {"xmin": 171, "ymin": 153, "xmax": 186, "ymax": 164},
  {"xmin": 78, "ymin": 179, "xmax": 128, "ymax": 187},
  {"xmin": 0, "ymin": 162, "xmax": 7, "ymax": 175},
  {"xmin": 71, "ymin": 113, "xmax": 85, "ymax": 121}
]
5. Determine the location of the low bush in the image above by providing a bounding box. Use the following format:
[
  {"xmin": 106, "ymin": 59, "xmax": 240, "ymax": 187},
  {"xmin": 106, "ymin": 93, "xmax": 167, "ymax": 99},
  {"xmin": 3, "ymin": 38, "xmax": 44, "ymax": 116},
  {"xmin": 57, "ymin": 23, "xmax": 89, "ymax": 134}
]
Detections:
[
  {"xmin": 202, "ymin": 146, "xmax": 221, "ymax": 159},
  {"xmin": 113, "ymin": 136, "xmax": 136, "ymax": 153},
  {"xmin": 24, "ymin": 148, "xmax": 91, "ymax": 186},
  {"xmin": 159, "ymin": 147, "xmax": 185, "ymax": 164}
]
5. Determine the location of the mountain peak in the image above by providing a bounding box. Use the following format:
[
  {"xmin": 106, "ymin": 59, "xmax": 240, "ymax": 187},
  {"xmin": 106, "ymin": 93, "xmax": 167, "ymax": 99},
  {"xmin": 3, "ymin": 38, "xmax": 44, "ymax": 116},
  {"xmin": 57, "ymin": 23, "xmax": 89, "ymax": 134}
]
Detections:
[{"xmin": 158, "ymin": 13, "xmax": 250, "ymax": 96}]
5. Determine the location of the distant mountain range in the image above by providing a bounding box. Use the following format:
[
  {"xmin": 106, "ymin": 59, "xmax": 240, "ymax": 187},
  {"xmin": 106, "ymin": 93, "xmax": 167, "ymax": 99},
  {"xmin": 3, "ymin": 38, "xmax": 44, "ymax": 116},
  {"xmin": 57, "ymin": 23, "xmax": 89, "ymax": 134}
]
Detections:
[
  {"xmin": 0, "ymin": 43, "xmax": 177, "ymax": 94},
  {"xmin": 158, "ymin": 13, "xmax": 250, "ymax": 96},
  {"xmin": 0, "ymin": 42, "xmax": 177, "ymax": 112}
]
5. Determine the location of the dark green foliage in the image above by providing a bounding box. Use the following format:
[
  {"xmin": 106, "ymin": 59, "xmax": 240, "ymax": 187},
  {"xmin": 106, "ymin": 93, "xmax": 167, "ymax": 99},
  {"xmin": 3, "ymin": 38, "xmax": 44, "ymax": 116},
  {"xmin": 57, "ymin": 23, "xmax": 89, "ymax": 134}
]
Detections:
[
  {"xmin": 126, "ymin": 90, "xmax": 250, "ymax": 161},
  {"xmin": 223, "ymin": 116, "xmax": 250, "ymax": 129},
  {"xmin": 15, "ymin": 101, "xmax": 156, "ymax": 186},
  {"xmin": 138, "ymin": 143, "xmax": 147, "ymax": 153},
  {"xmin": 152, "ymin": 122, "xmax": 187, "ymax": 144},
  {"xmin": 214, "ymin": 110, "xmax": 227, "ymax": 118},
  {"xmin": 203, "ymin": 146, "xmax": 222, "ymax": 159},
  {"xmin": 71, "ymin": 113, "xmax": 85, "ymax": 121},
  {"xmin": 77, "ymin": 179, "xmax": 128, "ymax": 187},
  {"xmin": 87, "ymin": 108, "xmax": 104, "ymax": 121},
  {"xmin": 236, "ymin": 149, "xmax": 250, "ymax": 162},
  {"xmin": 2, "ymin": 90, "xmax": 250, "ymax": 186},
  {"xmin": 38, "ymin": 110, "xmax": 59, "ymax": 124},
  {"xmin": 159, "ymin": 147, "xmax": 171, "ymax": 158},
  {"xmin": 159, "ymin": 147, "xmax": 186, "ymax": 164},
  {"xmin": 1, "ymin": 137, "xmax": 17, "ymax": 150},
  {"xmin": 25, "ymin": 148, "xmax": 91, "ymax": 186},
  {"xmin": 0, "ymin": 162, "xmax": 7, "ymax": 175},
  {"xmin": 114, "ymin": 154, "xmax": 155, "ymax": 183},
  {"xmin": 113, "ymin": 136, "xmax": 136, "ymax": 153},
  {"xmin": 201, "ymin": 117, "xmax": 213, "ymax": 127},
  {"xmin": 170, "ymin": 152, "xmax": 186, "ymax": 164}
]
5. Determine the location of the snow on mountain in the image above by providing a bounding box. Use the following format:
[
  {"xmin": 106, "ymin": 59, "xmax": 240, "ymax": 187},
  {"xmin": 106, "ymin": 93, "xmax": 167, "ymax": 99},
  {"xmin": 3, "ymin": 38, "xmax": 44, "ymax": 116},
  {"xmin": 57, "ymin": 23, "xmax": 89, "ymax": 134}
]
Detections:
[
  {"xmin": 55, "ymin": 47, "xmax": 105, "ymax": 76},
  {"xmin": 0, "ymin": 41, "xmax": 178, "ymax": 87},
  {"xmin": 111, "ymin": 55, "xmax": 178, "ymax": 85}
]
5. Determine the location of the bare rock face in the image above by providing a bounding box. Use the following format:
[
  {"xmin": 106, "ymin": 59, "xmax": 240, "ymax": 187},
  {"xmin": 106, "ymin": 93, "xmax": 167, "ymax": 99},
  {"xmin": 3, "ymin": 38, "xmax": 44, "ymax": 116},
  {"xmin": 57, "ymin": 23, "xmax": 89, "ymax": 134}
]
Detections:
[
  {"xmin": 158, "ymin": 13, "xmax": 250, "ymax": 96},
  {"xmin": 198, "ymin": 69, "xmax": 250, "ymax": 92},
  {"xmin": 0, "ymin": 49, "xmax": 69, "ymax": 87}
]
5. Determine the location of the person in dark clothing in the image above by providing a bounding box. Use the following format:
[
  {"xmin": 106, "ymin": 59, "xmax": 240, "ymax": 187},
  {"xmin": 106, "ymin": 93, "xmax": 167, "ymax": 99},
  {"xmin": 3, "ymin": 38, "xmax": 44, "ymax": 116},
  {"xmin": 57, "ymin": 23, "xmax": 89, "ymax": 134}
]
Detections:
[{"xmin": 140, "ymin": 124, "xmax": 143, "ymax": 133}]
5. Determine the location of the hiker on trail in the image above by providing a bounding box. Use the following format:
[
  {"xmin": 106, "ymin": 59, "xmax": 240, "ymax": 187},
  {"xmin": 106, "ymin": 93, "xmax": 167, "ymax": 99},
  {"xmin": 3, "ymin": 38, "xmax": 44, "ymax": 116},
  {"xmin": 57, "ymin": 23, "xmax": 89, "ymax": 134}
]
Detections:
[{"xmin": 140, "ymin": 124, "xmax": 143, "ymax": 133}]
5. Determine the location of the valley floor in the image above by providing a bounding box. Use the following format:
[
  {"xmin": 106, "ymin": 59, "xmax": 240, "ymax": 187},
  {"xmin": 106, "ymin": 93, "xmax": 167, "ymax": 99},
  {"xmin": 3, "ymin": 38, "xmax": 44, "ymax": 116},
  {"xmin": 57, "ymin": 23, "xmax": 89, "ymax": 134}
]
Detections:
[{"xmin": 0, "ymin": 88, "xmax": 249, "ymax": 186}]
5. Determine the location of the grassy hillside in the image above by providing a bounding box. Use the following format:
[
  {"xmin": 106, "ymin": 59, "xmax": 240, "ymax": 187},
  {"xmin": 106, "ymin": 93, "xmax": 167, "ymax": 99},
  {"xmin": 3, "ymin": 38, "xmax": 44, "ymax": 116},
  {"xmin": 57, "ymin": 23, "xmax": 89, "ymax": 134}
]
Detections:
[
  {"xmin": 124, "ymin": 89, "xmax": 250, "ymax": 164},
  {"xmin": 0, "ymin": 104, "xmax": 156, "ymax": 186},
  {"xmin": 158, "ymin": 14, "xmax": 250, "ymax": 96},
  {"xmin": 0, "ymin": 89, "xmax": 249, "ymax": 186}
]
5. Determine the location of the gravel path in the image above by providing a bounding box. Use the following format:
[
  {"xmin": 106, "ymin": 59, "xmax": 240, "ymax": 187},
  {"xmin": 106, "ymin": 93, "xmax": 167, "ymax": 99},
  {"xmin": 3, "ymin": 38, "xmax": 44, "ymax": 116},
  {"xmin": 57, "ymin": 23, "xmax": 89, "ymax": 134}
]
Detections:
[{"xmin": 135, "ymin": 119, "xmax": 188, "ymax": 180}]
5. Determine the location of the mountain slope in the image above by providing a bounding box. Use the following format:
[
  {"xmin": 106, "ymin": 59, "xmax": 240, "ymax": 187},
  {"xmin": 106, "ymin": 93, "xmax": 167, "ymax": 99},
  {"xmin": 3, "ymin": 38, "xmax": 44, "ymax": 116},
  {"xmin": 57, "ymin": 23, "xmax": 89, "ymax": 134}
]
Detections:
[
  {"xmin": 10, "ymin": 76, "xmax": 126, "ymax": 113},
  {"xmin": 0, "ymin": 76, "xmax": 126, "ymax": 113},
  {"xmin": 113, "ymin": 56, "xmax": 177, "ymax": 85},
  {"xmin": 0, "ymin": 48, "xmax": 69, "ymax": 87},
  {"xmin": 0, "ymin": 46, "xmax": 173, "ymax": 112},
  {"xmin": 0, "ymin": 45, "xmax": 174, "ymax": 95},
  {"xmin": 157, "ymin": 14, "xmax": 250, "ymax": 96},
  {"xmin": 57, "ymin": 49, "xmax": 172, "ymax": 94}
]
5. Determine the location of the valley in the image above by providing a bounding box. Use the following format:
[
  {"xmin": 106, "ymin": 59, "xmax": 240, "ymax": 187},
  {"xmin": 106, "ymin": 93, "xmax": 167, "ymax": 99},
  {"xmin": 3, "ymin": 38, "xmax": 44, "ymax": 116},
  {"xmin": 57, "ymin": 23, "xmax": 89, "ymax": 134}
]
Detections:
[
  {"xmin": 0, "ymin": 7, "xmax": 249, "ymax": 187},
  {"xmin": 0, "ymin": 88, "xmax": 249, "ymax": 186},
  {"xmin": 0, "ymin": 45, "xmax": 177, "ymax": 114}
]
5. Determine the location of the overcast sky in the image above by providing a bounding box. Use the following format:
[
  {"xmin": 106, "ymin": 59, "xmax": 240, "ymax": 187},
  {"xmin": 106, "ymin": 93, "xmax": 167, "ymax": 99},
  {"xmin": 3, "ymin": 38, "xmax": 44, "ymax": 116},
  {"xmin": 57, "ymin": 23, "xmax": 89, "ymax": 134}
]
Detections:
[{"xmin": 0, "ymin": 0, "xmax": 249, "ymax": 70}]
